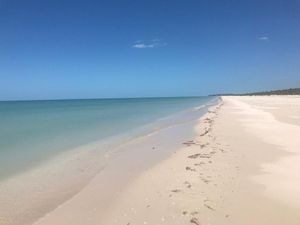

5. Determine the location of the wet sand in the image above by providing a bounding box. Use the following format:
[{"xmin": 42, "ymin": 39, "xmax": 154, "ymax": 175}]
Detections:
[
  {"xmin": 34, "ymin": 96, "xmax": 300, "ymax": 225},
  {"xmin": 30, "ymin": 106, "xmax": 207, "ymax": 225}
]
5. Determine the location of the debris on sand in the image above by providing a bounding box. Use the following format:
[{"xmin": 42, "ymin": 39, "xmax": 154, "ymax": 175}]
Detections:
[
  {"xmin": 188, "ymin": 153, "xmax": 211, "ymax": 159},
  {"xmin": 194, "ymin": 162, "xmax": 205, "ymax": 167},
  {"xmin": 186, "ymin": 166, "xmax": 196, "ymax": 172},
  {"xmin": 182, "ymin": 140, "xmax": 196, "ymax": 146},
  {"xmin": 204, "ymin": 203, "xmax": 215, "ymax": 211},
  {"xmin": 184, "ymin": 181, "xmax": 192, "ymax": 188},
  {"xmin": 190, "ymin": 217, "xmax": 200, "ymax": 225},
  {"xmin": 190, "ymin": 211, "xmax": 199, "ymax": 215},
  {"xmin": 171, "ymin": 189, "xmax": 181, "ymax": 193},
  {"xmin": 188, "ymin": 154, "xmax": 202, "ymax": 159},
  {"xmin": 199, "ymin": 129, "xmax": 210, "ymax": 136},
  {"xmin": 201, "ymin": 178, "xmax": 210, "ymax": 184}
]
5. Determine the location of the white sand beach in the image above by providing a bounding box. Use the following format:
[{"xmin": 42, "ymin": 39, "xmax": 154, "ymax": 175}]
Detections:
[
  {"xmin": 30, "ymin": 95, "xmax": 300, "ymax": 225},
  {"xmin": 2, "ymin": 0, "xmax": 299, "ymax": 224}
]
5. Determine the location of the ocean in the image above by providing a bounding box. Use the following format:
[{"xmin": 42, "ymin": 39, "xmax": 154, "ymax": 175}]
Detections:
[
  {"xmin": 0, "ymin": 96, "xmax": 216, "ymax": 181},
  {"xmin": 0, "ymin": 96, "xmax": 217, "ymax": 225}
]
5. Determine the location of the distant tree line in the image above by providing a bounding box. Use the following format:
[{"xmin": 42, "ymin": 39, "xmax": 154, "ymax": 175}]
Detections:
[{"xmin": 211, "ymin": 88, "xmax": 300, "ymax": 96}]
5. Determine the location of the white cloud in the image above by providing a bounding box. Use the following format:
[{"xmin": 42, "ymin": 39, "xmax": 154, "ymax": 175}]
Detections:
[
  {"xmin": 132, "ymin": 43, "xmax": 155, "ymax": 49},
  {"xmin": 132, "ymin": 39, "xmax": 166, "ymax": 49},
  {"xmin": 258, "ymin": 36, "xmax": 269, "ymax": 41}
]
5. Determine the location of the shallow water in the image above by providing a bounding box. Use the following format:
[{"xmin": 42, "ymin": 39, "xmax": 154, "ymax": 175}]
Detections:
[
  {"xmin": 0, "ymin": 96, "xmax": 218, "ymax": 225},
  {"xmin": 0, "ymin": 96, "xmax": 215, "ymax": 181}
]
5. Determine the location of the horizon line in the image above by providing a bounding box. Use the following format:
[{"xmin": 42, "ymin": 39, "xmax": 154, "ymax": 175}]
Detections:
[{"xmin": 0, "ymin": 95, "xmax": 210, "ymax": 103}]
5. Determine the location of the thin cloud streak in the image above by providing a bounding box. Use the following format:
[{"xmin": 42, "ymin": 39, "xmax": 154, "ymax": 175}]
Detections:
[
  {"xmin": 132, "ymin": 39, "xmax": 166, "ymax": 49},
  {"xmin": 258, "ymin": 36, "xmax": 269, "ymax": 41}
]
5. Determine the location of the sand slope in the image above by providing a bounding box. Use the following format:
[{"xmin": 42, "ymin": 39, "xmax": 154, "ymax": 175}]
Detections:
[
  {"xmin": 34, "ymin": 96, "xmax": 300, "ymax": 225},
  {"xmin": 100, "ymin": 96, "xmax": 300, "ymax": 225}
]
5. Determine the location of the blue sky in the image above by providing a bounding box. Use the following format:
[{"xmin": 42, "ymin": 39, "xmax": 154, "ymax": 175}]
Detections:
[{"xmin": 1, "ymin": 0, "xmax": 300, "ymax": 100}]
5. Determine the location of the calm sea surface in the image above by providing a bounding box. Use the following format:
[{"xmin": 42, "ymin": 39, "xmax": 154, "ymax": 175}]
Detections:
[{"xmin": 0, "ymin": 96, "xmax": 216, "ymax": 180}]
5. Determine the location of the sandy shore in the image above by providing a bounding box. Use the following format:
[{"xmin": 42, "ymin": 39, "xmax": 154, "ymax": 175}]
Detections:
[{"xmin": 33, "ymin": 96, "xmax": 300, "ymax": 225}]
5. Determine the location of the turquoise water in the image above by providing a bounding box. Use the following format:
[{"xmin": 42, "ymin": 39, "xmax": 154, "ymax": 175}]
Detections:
[{"xmin": 0, "ymin": 96, "xmax": 215, "ymax": 180}]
